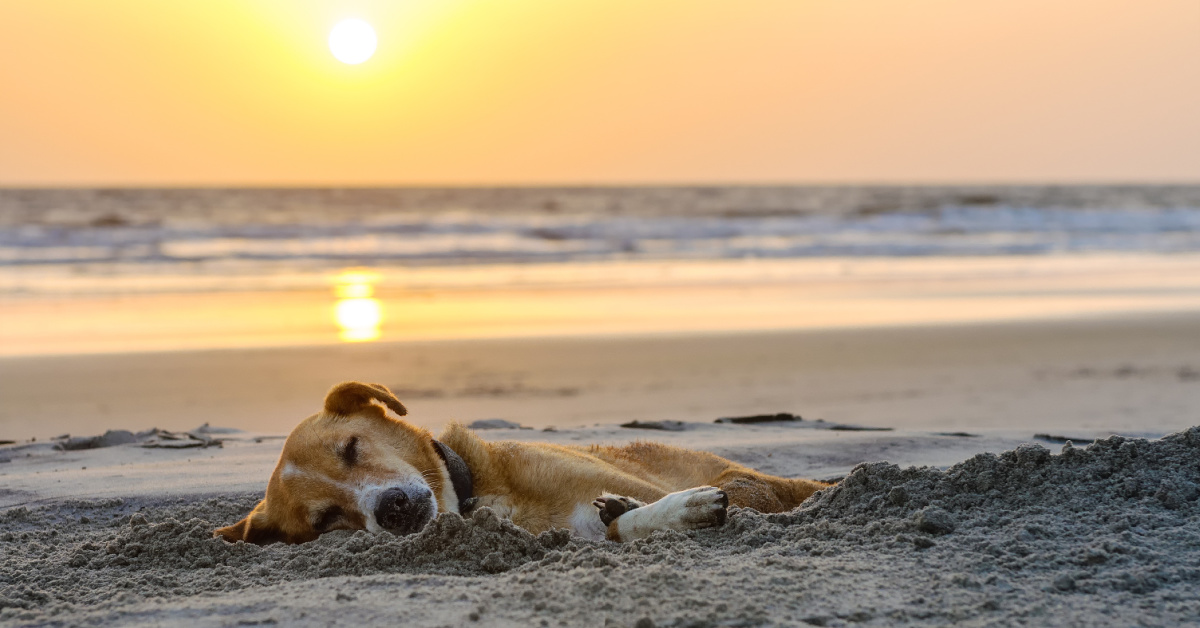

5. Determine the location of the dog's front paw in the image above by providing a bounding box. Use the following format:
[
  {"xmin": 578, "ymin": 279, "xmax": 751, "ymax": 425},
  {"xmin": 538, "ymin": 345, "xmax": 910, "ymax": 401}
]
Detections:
[
  {"xmin": 593, "ymin": 495, "xmax": 645, "ymax": 526},
  {"xmin": 610, "ymin": 486, "xmax": 728, "ymax": 542}
]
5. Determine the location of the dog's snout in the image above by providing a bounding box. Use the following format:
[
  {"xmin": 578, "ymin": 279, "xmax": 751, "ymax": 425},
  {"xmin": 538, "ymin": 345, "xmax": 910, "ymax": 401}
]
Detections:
[
  {"xmin": 382, "ymin": 487, "xmax": 408, "ymax": 509},
  {"xmin": 373, "ymin": 486, "xmax": 434, "ymax": 535}
]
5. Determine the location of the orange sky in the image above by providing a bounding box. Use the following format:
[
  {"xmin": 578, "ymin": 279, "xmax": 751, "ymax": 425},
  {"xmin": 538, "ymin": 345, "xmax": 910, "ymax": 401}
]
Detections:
[{"xmin": 1, "ymin": 0, "xmax": 1198, "ymax": 186}]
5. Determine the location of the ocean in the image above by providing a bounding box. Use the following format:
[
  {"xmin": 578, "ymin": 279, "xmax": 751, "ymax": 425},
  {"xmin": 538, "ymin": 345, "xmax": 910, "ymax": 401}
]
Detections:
[{"xmin": 3, "ymin": 186, "xmax": 1200, "ymax": 295}]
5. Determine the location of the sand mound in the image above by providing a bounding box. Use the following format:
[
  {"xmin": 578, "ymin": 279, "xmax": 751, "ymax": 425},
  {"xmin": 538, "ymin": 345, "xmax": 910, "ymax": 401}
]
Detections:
[
  {"xmin": 0, "ymin": 498, "xmax": 578, "ymax": 615},
  {"xmin": 3, "ymin": 429, "xmax": 1199, "ymax": 626}
]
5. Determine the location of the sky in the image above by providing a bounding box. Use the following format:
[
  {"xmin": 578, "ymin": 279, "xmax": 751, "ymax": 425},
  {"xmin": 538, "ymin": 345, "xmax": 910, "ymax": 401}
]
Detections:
[{"xmin": 1, "ymin": 0, "xmax": 1198, "ymax": 186}]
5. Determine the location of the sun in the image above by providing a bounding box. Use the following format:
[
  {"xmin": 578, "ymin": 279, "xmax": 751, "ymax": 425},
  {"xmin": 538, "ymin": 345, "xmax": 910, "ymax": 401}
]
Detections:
[{"xmin": 328, "ymin": 19, "xmax": 377, "ymax": 65}]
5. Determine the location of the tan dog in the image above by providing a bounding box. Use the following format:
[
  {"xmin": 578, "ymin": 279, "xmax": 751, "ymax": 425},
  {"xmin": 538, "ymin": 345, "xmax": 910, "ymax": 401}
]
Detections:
[{"xmin": 216, "ymin": 382, "xmax": 830, "ymax": 545}]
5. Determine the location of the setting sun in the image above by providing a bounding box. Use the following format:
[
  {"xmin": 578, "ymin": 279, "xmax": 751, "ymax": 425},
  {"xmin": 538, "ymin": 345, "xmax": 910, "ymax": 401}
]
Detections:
[{"xmin": 328, "ymin": 18, "xmax": 376, "ymax": 65}]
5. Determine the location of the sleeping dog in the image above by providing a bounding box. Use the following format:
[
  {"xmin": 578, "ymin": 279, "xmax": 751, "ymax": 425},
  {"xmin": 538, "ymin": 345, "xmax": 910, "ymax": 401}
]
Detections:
[{"xmin": 215, "ymin": 382, "xmax": 830, "ymax": 545}]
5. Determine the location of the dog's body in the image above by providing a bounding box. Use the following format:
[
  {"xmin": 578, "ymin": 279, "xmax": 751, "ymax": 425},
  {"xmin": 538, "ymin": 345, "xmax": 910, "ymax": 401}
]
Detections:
[{"xmin": 216, "ymin": 382, "xmax": 830, "ymax": 545}]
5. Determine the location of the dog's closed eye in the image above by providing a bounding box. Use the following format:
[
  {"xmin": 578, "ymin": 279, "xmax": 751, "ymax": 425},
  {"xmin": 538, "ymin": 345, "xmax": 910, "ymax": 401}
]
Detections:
[
  {"xmin": 340, "ymin": 436, "xmax": 359, "ymax": 466},
  {"xmin": 314, "ymin": 505, "xmax": 344, "ymax": 532}
]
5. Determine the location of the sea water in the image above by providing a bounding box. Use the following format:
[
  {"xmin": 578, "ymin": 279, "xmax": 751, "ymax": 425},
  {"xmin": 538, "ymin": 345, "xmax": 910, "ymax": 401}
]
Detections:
[{"xmin": 3, "ymin": 186, "xmax": 1200, "ymax": 295}]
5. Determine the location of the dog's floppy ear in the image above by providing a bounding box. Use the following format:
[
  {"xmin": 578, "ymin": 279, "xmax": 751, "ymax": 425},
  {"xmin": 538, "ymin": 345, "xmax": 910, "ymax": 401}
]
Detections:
[
  {"xmin": 323, "ymin": 381, "xmax": 408, "ymax": 417},
  {"xmin": 214, "ymin": 502, "xmax": 285, "ymax": 545}
]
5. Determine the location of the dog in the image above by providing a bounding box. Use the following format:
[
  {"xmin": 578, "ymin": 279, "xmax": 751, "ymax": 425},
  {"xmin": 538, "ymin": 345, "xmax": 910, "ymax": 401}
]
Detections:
[{"xmin": 215, "ymin": 381, "xmax": 831, "ymax": 545}]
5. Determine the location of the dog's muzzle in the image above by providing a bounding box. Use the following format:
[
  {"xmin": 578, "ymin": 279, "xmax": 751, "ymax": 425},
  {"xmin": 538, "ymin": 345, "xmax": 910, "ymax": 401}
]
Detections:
[{"xmin": 373, "ymin": 486, "xmax": 435, "ymax": 535}]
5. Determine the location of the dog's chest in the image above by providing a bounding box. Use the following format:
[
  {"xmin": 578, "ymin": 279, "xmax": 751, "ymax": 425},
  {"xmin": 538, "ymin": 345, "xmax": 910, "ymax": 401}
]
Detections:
[{"xmin": 568, "ymin": 503, "xmax": 608, "ymax": 541}]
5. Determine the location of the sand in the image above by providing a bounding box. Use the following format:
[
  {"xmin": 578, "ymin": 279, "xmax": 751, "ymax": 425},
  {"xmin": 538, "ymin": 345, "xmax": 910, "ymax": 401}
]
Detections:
[
  {"xmin": 3, "ymin": 296, "xmax": 1200, "ymax": 626},
  {"xmin": 5, "ymin": 313, "xmax": 1200, "ymax": 441},
  {"xmin": 2, "ymin": 426, "xmax": 1199, "ymax": 626}
]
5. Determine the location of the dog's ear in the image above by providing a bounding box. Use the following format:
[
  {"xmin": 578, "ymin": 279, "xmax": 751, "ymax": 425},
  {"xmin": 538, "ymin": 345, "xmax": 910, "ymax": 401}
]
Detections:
[
  {"xmin": 214, "ymin": 502, "xmax": 285, "ymax": 545},
  {"xmin": 323, "ymin": 381, "xmax": 408, "ymax": 418}
]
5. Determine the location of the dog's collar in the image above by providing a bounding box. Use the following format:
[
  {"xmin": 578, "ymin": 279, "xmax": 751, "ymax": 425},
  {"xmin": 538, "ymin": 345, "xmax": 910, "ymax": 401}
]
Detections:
[{"xmin": 431, "ymin": 439, "xmax": 474, "ymax": 514}]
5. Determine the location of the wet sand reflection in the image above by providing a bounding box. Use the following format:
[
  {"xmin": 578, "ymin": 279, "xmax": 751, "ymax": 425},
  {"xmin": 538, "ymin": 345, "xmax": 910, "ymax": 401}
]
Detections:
[{"xmin": 334, "ymin": 270, "xmax": 382, "ymax": 342}]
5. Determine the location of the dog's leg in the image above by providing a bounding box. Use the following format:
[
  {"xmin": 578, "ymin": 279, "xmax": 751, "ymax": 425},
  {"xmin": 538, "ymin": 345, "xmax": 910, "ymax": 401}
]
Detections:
[
  {"xmin": 713, "ymin": 470, "xmax": 831, "ymax": 512},
  {"xmin": 594, "ymin": 486, "xmax": 728, "ymax": 542}
]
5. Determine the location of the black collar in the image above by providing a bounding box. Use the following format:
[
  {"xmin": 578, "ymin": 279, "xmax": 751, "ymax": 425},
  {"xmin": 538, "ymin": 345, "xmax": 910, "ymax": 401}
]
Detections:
[{"xmin": 431, "ymin": 439, "xmax": 475, "ymax": 514}]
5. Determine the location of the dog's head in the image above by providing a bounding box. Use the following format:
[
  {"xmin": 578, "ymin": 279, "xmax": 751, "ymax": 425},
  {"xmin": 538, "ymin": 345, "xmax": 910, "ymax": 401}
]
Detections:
[{"xmin": 215, "ymin": 382, "xmax": 463, "ymax": 545}]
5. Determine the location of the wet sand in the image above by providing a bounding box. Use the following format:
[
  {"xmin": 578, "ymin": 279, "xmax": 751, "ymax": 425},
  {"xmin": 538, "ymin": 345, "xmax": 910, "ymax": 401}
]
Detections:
[
  {"xmin": 5, "ymin": 254, "xmax": 1200, "ymax": 357},
  {"xmin": 4, "ymin": 253, "xmax": 1200, "ymax": 440},
  {"xmin": 3, "ymin": 313, "xmax": 1200, "ymax": 441}
]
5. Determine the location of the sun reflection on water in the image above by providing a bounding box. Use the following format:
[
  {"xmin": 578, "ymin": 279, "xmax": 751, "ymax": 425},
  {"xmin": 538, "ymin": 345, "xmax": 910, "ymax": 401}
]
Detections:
[{"xmin": 334, "ymin": 270, "xmax": 382, "ymax": 342}]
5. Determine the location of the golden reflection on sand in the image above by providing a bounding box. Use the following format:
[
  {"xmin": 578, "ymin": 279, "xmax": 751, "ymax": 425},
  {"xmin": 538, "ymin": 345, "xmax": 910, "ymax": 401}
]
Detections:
[
  {"xmin": 4, "ymin": 255, "xmax": 1200, "ymax": 357},
  {"xmin": 333, "ymin": 270, "xmax": 382, "ymax": 342}
]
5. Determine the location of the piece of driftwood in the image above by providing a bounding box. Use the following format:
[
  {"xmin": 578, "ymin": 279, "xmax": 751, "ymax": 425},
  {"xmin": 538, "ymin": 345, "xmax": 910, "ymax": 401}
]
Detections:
[
  {"xmin": 620, "ymin": 420, "xmax": 687, "ymax": 431},
  {"xmin": 714, "ymin": 413, "xmax": 800, "ymax": 424},
  {"xmin": 467, "ymin": 419, "xmax": 531, "ymax": 430},
  {"xmin": 1034, "ymin": 433, "xmax": 1095, "ymax": 444},
  {"xmin": 139, "ymin": 429, "xmax": 223, "ymax": 449},
  {"xmin": 50, "ymin": 428, "xmax": 224, "ymax": 450},
  {"xmin": 54, "ymin": 430, "xmax": 138, "ymax": 451}
]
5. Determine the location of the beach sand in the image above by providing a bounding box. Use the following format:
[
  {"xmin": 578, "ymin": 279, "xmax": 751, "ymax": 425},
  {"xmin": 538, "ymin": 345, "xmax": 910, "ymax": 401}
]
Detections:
[
  {"xmin": 3, "ymin": 254, "xmax": 1200, "ymax": 626},
  {"xmin": 2, "ymin": 315, "xmax": 1200, "ymax": 625},
  {"xmin": 3, "ymin": 312, "xmax": 1199, "ymax": 441},
  {"xmin": 2, "ymin": 422, "xmax": 1199, "ymax": 626}
]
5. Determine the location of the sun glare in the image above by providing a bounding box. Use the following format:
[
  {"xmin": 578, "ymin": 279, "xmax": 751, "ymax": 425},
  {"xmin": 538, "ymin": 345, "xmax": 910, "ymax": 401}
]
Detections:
[
  {"xmin": 333, "ymin": 270, "xmax": 382, "ymax": 342},
  {"xmin": 328, "ymin": 19, "xmax": 377, "ymax": 65}
]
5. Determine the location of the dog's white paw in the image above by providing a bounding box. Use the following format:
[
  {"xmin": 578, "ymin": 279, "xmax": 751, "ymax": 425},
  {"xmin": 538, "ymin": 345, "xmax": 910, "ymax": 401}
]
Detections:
[{"xmin": 610, "ymin": 486, "xmax": 728, "ymax": 542}]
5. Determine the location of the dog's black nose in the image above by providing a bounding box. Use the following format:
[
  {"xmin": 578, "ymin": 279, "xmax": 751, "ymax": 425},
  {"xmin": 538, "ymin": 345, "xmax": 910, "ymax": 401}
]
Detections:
[
  {"xmin": 382, "ymin": 488, "xmax": 408, "ymax": 509},
  {"xmin": 374, "ymin": 486, "xmax": 434, "ymax": 535}
]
